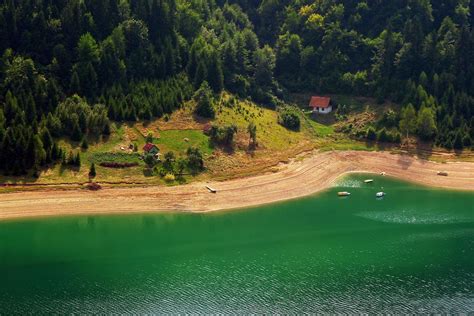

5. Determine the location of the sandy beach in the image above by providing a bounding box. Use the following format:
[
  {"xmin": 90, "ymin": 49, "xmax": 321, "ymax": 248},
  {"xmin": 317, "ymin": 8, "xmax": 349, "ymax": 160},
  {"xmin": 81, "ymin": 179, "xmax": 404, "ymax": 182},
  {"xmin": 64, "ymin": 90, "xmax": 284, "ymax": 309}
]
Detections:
[{"xmin": 0, "ymin": 150, "xmax": 473, "ymax": 221}]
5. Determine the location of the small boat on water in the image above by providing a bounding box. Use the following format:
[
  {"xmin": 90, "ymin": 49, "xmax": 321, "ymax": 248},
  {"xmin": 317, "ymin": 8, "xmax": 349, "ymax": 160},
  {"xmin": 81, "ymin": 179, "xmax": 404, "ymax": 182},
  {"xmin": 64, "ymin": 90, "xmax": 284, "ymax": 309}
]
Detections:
[
  {"xmin": 364, "ymin": 179, "xmax": 374, "ymax": 183},
  {"xmin": 380, "ymin": 172, "xmax": 386, "ymax": 176},
  {"xmin": 376, "ymin": 192, "xmax": 385, "ymax": 198},
  {"xmin": 338, "ymin": 191, "xmax": 351, "ymax": 197}
]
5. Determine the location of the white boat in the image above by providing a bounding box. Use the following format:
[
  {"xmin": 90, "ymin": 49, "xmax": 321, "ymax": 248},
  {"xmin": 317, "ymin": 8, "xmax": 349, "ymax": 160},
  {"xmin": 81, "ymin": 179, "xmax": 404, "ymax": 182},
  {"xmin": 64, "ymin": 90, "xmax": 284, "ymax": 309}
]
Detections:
[
  {"xmin": 338, "ymin": 191, "xmax": 351, "ymax": 197},
  {"xmin": 364, "ymin": 179, "xmax": 374, "ymax": 183},
  {"xmin": 376, "ymin": 192, "xmax": 385, "ymax": 198},
  {"xmin": 206, "ymin": 186, "xmax": 217, "ymax": 193}
]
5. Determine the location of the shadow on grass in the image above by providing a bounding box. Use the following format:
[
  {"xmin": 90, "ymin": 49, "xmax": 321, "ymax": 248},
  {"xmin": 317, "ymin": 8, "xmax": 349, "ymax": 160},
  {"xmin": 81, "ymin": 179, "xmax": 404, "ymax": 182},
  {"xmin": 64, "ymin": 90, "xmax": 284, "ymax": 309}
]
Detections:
[{"xmin": 310, "ymin": 113, "xmax": 336, "ymax": 126}]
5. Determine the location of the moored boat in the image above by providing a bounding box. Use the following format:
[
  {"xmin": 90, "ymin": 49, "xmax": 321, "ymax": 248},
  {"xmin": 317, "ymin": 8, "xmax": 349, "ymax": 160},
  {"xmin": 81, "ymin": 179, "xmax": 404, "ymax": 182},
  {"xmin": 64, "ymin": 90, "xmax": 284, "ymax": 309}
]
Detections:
[
  {"xmin": 206, "ymin": 186, "xmax": 217, "ymax": 193},
  {"xmin": 364, "ymin": 179, "xmax": 374, "ymax": 183},
  {"xmin": 376, "ymin": 192, "xmax": 385, "ymax": 198},
  {"xmin": 338, "ymin": 191, "xmax": 351, "ymax": 197}
]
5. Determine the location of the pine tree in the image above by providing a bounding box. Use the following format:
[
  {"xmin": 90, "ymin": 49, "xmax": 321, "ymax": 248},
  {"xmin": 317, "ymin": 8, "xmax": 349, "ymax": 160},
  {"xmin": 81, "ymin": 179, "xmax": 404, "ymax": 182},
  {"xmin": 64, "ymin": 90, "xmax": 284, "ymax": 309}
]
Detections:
[
  {"xmin": 67, "ymin": 151, "xmax": 74, "ymax": 165},
  {"xmin": 89, "ymin": 163, "xmax": 96, "ymax": 178},
  {"xmin": 75, "ymin": 153, "xmax": 81, "ymax": 167},
  {"xmin": 70, "ymin": 70, "xmax": 80, "ymax": 94},
  {"xmin": 194, "ymin": 81, "xmax": 215, "ymax": 118},
  {"xmin": 71, "ymin": 119, "xmax": 83, "ymax": 142},
  {"xmin": 103, "ymin": 122, "xmax": 111, "ymax": 135},
  {"xmin": 194, "ymin": 61, "xmax": 208, "ymax": 88},
  {"xmin": 81, "ymin": 137, "xmax": 89, "ymax": 150},
  {"xmin": 207, "ymin": 51, "xmax": 224, "ymax": 93}
]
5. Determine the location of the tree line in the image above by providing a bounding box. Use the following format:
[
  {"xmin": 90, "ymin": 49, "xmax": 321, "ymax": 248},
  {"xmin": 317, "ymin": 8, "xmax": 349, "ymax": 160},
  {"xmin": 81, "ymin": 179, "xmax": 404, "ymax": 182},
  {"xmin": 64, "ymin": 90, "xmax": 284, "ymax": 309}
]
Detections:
[{"xmin": 0, "ymin": 0, "xmax": 473, "ymax": 174}]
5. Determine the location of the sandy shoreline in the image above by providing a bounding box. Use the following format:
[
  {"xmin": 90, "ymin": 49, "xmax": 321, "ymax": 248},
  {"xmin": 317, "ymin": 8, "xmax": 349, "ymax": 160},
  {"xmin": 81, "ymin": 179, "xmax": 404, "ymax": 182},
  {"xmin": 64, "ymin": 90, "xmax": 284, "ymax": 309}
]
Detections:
[{"xmin": 0, "ymin": 150, "xmax": 473, "ymax": 221}]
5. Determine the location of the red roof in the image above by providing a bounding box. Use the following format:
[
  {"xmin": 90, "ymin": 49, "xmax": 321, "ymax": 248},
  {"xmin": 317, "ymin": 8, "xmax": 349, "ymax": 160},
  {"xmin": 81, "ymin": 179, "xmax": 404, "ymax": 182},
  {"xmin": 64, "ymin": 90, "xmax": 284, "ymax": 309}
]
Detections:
[
  {"xmin": 309, "ymin": 96, "xmax": 331, "ymax": 108},
  {"xmin": 143, "ymin": 143, "xmax": 157, "ymax": 152}
]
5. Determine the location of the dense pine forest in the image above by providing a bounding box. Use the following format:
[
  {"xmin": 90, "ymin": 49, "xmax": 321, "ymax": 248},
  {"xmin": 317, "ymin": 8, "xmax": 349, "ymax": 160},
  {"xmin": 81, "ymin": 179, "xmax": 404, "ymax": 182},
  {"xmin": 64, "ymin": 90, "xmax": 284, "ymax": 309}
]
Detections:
[{"xmin": 0, "ymin": 0, "xmax": 473, "ymax": 175}]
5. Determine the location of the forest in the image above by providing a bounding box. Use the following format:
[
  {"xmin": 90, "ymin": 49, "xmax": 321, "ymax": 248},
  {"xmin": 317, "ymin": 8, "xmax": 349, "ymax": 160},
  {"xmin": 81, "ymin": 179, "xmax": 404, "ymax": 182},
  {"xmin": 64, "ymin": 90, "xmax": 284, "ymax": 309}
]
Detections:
[{"xmin": 0, "ymin": 0, "xmax": 473, "ymax": 175}]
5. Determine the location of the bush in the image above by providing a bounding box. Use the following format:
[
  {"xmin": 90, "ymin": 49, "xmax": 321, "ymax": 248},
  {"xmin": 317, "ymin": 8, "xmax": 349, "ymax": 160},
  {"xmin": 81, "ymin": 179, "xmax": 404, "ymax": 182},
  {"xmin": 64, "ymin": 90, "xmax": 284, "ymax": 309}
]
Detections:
[
  {"xmin": 163, "ymin": 151, "xmax": 175, "ymax": 171},
  {"xmin": 377, "ymin": 128, "xmax": 389, "ymax": 142},
  {"xmin": 81, "ymin": 137, "xmax": 89, "ymax": 150},
  {"xmin": 144, "ymin": 154, "xmax": 157, "ymax": 167},
  {"xmin": 88, "ymin": 163, "xmax": 96, "ymax": 178},
  {"xmin": 366, "ymin": 127, "xmax": 377, "ymax": 141},
  {"xmin": 99, "ymin": 162, "xmax": 138, "ymax": 168},
  {"xmin": 380, "ymin": 109, "xmax": 399, "ymax": 128},
  {"xmin": 463, "ymin": 135, "xmax": 471, "ymax": 147},
  {"xmin": 393, "ymin": 131, "xmax": 402, "ymax": 143},
  {"xmin": 187, "ymin": 147, "xmax": 204, "ymax": 173},
  {"xmin": 210, "ymin": 125, "xmax": 238, "ymax": 146},
  {"xmin": 164, "ymin": 173, "xmax": 175, "ymax": 182},
  {"xmin": 278, "ymin": 107, "xmax": 300, "ymax": 131},
  {"xmin": 146, "ymin": 132, "xmax": 153, "ymax": 143}
]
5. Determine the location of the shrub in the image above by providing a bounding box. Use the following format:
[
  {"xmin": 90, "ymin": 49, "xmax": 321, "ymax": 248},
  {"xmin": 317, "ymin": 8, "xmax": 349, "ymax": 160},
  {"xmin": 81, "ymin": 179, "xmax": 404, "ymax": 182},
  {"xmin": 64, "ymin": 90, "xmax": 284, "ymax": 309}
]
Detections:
[
  {"xmin": 164, "ymin": 173, "xmax": 175, "ymax": 182},
  {"xmin": 393, "ymin": 131, "xmax": 402, "ymax": 143},
  {"xmin": 144, "ymin": 154, "xmax": 156, "ymax": 167},
  {"xmin": 380, "ymin": 109, "xmax": 399, "ymax": 128},
  {"xmin": 99, "ymin": 162, "xmax": 138, "ymax": 168},
  {"xmin": 81, "ymin": 137, "xmax": 89, "ymax": 150},
  {"xmin": 377, "ymin": 128, "xmax": 389, "ymax": 142},
  {"xmin": 210, "ymin": 125, "xmax": 238, "ymax": 146},
  {"xmin": 89, "ymin": 163, "xmax": 96, "ymax": 178},
  {"xmin": 366, "ymin": 127, "xmax": 377, "ymax": 141},
  {"xmin": 163, "ymin": 151, "xmax": 175, "ymax": 171},
  {"xmin": 146, "ymin": 132, "xmax": 153, "ymax": 143},
  {"xmin": 278, "ymin": 107, "xmax": 300, "ymax": 131},
  {"xmin": 187, "ymin": 147, "xmax": 204, "ymax": 173}
]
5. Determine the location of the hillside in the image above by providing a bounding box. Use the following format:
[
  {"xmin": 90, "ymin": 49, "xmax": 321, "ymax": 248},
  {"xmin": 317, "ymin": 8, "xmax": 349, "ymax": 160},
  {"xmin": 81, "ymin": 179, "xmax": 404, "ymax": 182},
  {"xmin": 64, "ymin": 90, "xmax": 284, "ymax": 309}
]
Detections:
[
  {"xmin": 0, "ymin": 0, "xmax": 473, "ymax": 185},
  {"xmin": 0, "ymin": 95, "xmax": 336, "ymax": 187}
]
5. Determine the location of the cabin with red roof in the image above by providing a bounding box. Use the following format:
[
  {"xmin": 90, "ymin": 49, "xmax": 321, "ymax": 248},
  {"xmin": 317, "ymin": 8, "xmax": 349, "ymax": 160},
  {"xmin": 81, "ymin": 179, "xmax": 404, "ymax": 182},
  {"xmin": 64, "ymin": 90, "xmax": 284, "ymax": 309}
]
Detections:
[
  {"xmin": 309, "ymin": 96, "xmax": 332, "ymax": 114},
  {"xmin": 143, "ymin": 143, "xmax": 160, "ymax": 155}
]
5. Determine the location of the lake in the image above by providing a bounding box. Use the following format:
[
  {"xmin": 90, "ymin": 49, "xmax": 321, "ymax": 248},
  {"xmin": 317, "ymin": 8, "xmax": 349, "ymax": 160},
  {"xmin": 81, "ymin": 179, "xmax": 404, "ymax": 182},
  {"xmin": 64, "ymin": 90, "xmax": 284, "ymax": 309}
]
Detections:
[{"xmin": 0, "ymin": 174, "xmax": 473, "ymax": 313}]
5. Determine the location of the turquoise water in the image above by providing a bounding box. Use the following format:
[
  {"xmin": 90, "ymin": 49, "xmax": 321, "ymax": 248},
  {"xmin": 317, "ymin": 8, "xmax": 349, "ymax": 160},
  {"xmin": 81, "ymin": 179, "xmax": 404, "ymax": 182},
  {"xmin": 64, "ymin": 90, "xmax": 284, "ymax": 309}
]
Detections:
[{"xmin": 0, "ymin": 175, "xmax": 473, "ymax": 313}]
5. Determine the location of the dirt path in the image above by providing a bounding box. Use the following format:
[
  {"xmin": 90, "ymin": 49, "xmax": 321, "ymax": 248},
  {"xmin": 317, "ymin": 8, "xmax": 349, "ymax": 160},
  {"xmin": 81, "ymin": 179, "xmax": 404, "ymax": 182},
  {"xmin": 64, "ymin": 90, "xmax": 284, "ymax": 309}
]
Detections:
[{"xmin": 0, "ymin": 151, "xmax": 473, "ymax": 221}]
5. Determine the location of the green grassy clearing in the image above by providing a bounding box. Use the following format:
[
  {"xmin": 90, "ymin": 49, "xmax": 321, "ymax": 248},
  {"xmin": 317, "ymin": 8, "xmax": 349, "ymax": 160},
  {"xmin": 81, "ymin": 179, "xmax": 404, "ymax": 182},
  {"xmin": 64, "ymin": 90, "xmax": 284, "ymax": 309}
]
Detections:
[
  {"xmin": 215, "ymin": 99, "xmax": 309, "ymax": 150},
  {"xmin": 154, "ymin": 130, "xmax": 213, "ymax": 156}
]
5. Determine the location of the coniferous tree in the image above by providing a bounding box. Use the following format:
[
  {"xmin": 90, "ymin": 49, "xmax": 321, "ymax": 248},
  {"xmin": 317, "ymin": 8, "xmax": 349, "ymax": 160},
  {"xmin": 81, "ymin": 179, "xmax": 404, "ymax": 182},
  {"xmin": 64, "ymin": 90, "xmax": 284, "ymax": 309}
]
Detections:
[{"xmin": 89, "ymin": 163, "xmax": 96, "ymax": 178}]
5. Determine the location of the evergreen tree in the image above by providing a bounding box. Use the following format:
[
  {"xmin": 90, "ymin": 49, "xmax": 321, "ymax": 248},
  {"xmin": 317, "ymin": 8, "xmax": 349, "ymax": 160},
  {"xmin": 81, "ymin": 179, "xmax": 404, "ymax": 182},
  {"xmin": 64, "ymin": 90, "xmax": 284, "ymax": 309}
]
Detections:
[
  {"xmin": 247, "ymin": 121, "xmax": 257, "ymax": 146},
  {"xmin": 194, "ymin": 81, "xmax": 215, "ymax": 118},
  {"xmin": 89, "ymin": 163, "xmax": 96, "ymax": 178},
  {"xmin": 81, "ymin": 137, "xmax": 89, "ymax": 150},
  {"xmin": 70, "ymin": 70, "xmax": 81, "ymax": 94},
  {"xmin": 207, "ymin": 51, "xmax": 224, "ymax": 93}
]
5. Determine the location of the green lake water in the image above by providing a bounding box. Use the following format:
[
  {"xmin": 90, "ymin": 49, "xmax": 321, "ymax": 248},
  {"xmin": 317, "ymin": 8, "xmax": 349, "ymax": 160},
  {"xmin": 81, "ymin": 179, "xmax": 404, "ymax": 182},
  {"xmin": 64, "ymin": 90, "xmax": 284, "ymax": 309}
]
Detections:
[{"xmin": 0, "ymin": 174, "xmax": 473, "ymax": 313}]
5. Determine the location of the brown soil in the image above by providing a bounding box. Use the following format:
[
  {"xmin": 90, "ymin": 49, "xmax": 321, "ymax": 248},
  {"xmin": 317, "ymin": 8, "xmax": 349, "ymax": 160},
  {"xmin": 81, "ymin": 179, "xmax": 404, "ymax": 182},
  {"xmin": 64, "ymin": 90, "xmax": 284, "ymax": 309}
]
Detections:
[{"xmin": 0, "ymin": 151, "xmax": 472, "ymax": 221}]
